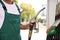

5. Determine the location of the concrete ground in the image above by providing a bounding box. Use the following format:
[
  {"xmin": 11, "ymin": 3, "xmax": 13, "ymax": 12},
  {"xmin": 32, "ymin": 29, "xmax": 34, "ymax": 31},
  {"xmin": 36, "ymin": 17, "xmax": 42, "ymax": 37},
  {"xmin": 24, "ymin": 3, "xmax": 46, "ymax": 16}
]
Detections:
[{"xmin": 20, "ymin": 23, "xmax": 47, "ymax": 40}]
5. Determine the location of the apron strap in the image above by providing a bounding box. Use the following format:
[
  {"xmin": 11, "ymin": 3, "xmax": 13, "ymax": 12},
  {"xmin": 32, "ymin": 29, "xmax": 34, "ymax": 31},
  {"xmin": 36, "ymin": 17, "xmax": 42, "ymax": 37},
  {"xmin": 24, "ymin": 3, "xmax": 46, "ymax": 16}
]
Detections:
[
  {"xmin": 0, "ymin": 0, "xmax": 7, "ymax": 12},
  {"xmin": 15, "ymin": 4, "xmax": 21, "ymax": 13},
  {"xmin": 0, "ymin": 0, "xmax": 21, "ymax": 14},
  {"xmin": 15, "ymin": 3, "xmax": 21, "ymax": 22}
]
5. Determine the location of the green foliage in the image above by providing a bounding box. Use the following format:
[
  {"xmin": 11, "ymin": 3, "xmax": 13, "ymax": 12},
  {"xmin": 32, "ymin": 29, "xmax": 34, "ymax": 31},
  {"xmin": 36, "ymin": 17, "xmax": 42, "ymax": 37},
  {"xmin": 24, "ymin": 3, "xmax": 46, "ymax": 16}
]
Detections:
[
  {"xmin": 14, "ymin": 0, "xmax": 18, "ymax": 3},
  {"xmin": 38, "ymin": 18, "xmax": 43, "ymax": 23},
  {"xmin": 20, "ymin": 3, "xmax": 36, "ymax": 21}
]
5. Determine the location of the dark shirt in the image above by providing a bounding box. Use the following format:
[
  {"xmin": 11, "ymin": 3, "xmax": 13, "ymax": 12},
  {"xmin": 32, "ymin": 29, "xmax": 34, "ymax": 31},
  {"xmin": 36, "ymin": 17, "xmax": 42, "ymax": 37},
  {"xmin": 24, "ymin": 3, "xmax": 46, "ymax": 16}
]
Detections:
[
  {"xmin": 55, "ymin": 14, "xmax": 60, "ymax": 21},
  {"xmin": 55, "ymin": 14, "xmax": 60, "ymax": 31}
]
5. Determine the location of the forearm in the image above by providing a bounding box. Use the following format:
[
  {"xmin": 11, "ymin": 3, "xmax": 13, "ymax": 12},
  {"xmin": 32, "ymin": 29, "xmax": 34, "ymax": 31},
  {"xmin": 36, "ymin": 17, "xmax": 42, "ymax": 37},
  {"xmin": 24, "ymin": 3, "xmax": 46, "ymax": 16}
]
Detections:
[
  {"xmin": 20, "ymin": 23, "xmax": 36, "ymax": 30},
  {"xmin": 20, "ymin": 24, "xmax": 29, "ymax": 30}
]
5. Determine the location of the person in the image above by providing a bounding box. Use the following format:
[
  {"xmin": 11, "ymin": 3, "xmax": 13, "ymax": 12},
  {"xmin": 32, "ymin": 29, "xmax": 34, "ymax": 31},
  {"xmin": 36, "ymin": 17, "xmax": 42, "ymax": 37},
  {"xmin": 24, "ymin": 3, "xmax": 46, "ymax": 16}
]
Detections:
[
  {"xmin": 46, "ymin": 2, "xmax": 60, "ymax": 40},
  {"xmin": 0, "ymin": 0, "xmax": 21, "ymax": 40}
]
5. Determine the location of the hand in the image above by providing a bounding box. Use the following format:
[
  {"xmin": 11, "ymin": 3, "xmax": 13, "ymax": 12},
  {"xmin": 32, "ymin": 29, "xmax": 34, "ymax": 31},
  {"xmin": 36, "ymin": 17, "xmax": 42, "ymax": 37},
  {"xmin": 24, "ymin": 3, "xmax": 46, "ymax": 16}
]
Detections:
[
  {"xmin": 46, "ymin": 28, "xmax": 49, "ymax": 34},
  {"xmin": 46, "ymin": 26, "xmax": 52, "ymax": 34}
]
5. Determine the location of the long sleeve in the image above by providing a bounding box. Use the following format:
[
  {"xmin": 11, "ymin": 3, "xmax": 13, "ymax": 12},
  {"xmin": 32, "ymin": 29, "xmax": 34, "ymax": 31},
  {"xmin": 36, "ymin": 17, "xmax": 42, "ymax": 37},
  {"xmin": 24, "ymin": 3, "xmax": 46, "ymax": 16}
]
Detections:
[{"xmin": 0, "ymin": 3, "xmax": 5, "ymax": 29}]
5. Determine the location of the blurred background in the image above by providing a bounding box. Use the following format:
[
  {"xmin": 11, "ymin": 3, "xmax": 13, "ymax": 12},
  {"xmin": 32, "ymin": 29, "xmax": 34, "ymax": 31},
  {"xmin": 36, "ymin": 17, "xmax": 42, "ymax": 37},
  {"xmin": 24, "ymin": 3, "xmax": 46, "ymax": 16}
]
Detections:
[
  {"xmin": 14, "ymin": 0, "xmax": 59, "ymax": 40},
  {"xmin": 15, "ymin": 0, "xmax": 47, "ymax": 26}
]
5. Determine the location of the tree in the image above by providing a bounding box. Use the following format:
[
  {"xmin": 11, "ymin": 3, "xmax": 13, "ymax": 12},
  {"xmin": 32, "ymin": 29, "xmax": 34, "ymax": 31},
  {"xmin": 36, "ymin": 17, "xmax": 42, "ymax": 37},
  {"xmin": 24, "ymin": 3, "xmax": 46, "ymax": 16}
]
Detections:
[
  {"xmin": 14, "ymin": 0, "xmax": 18, "ymax": 3},
  {"xmin": 20, "ymin": 3, "xmax": 36, "ymax": 22}
]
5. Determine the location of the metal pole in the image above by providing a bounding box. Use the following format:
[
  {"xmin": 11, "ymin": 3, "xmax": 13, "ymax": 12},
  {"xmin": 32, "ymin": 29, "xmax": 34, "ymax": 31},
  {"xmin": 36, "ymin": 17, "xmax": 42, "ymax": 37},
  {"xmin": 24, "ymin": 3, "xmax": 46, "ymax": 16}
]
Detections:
[{"xmin": 28, "ymin": 7, "xmax": 45, "ymax": 40}]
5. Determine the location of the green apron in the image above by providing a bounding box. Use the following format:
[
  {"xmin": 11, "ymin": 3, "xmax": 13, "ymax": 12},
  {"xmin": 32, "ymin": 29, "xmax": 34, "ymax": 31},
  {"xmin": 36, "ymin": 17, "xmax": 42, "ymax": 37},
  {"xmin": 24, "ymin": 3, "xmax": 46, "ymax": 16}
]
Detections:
[{"xmin": 0, "ymin": 0, "xmax": 21, "ymax": 40}]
